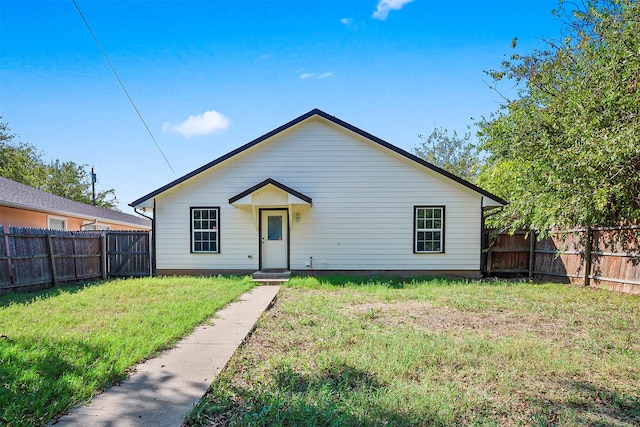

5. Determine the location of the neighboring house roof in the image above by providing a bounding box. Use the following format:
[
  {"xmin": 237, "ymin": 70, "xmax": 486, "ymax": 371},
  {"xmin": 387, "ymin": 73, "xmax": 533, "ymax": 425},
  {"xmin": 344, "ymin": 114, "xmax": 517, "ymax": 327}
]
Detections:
[
  {"xmin": 130, "ymin": 108, "xmax": 507, "ymax": 208},
  {"xmin": 0, "ymin": 176, "xmax": 151, "ymax": 229}
]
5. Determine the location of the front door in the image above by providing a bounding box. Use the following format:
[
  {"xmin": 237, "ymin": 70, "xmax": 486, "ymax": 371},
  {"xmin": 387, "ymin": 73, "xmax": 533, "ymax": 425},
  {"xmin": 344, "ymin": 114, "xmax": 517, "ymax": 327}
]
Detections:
[{"xmin": 260, "ymin": 210, "xmax": 288, "ymax": 270}]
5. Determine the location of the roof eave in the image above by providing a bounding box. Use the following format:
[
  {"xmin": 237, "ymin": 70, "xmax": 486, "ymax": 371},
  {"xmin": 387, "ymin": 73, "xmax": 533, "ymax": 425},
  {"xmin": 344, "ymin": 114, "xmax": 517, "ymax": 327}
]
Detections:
[
  {"xmin": 1, "ymin": 201, "xmax": 151, "ymax": 229},
  {"xmin": 130, "ymin": 108, "xmax": 507, "ymax": 207},
  {"xmin": 130, "ymin": 110, "xmax": 322, "ymax": 207},
  {"xmin": 229, "ymin": 178, "xmax": 312, "ymax": 205}
]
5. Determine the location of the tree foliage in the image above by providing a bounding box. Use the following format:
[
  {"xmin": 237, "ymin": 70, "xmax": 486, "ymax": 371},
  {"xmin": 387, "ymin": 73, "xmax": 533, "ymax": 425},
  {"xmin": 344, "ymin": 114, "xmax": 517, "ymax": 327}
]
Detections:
[
  {"xmin": 412, "ymin": 127, "xmax": 482, "ymax": 182},
  {"xmin": 43, "ymin": 159, "xmax": 118, "ymax": 208},
  {"xmin": 0, "ymin": 119, "xmax": 118, "ymax": 209},
  {"xmin": 477, "ymin": 0, "xmax": 640, "ymax": 231},
  {"xmin": 0, "ymin": 121, "xmax": 48, "ymax": 189}
]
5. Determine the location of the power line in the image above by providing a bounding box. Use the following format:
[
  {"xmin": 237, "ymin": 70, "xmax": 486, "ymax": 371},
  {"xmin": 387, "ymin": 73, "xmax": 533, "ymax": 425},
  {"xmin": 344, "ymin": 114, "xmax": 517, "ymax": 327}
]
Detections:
[{"xmin": 72, "ymin": 0, "xmax": 176, "ymax": 176}]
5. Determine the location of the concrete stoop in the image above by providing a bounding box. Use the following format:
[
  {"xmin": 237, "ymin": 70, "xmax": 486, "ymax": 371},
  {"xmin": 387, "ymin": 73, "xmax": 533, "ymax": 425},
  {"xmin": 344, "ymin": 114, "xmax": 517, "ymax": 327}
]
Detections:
[{"xmin": 252, "ymin": 270, "xmax": 291, "ymax": 283}]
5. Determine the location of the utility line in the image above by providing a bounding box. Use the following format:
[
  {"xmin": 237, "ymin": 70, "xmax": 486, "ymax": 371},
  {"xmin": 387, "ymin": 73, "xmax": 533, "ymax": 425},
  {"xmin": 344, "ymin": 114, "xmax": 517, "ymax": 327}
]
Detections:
[{"xmin": 72, "ymin": 0, "xmax": 176, "ymax": 176}]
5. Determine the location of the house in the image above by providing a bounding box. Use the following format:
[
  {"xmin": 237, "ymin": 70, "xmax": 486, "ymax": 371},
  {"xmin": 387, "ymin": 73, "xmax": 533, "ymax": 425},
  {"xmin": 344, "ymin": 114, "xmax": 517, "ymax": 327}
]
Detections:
[
  {"xmin": 0, "ymin": 176, "xmax": 151, "ymax": 231},
  {"xmin": 130, "ymin": 109, "xmax": 506, "ymax": 278}
]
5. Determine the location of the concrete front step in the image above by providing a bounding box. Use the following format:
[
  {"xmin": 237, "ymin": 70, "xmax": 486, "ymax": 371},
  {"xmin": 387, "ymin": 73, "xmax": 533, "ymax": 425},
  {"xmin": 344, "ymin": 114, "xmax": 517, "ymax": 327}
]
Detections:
[{"xmin": 252, "ymin": 270, "xmax": 291, "ymax": 283}]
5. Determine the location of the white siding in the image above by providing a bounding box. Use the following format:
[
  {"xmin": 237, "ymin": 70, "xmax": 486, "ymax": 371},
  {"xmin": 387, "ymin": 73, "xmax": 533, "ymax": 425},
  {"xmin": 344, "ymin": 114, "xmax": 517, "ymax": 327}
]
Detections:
[{"xmin": 154, "ymin": 118, "xmax": 483, "ymax": 272}]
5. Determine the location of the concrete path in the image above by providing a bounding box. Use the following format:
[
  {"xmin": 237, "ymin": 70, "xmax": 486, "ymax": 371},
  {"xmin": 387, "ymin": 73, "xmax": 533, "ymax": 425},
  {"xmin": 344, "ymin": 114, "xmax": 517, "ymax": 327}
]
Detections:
[{"xmin": 51, "ymin": 285, "xmax": 280, "ymax": 427}]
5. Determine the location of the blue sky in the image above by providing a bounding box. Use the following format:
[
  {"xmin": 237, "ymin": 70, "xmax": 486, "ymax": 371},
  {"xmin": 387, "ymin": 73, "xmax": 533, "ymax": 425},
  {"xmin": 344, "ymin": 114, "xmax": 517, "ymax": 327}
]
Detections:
[{"xmin": 1, "ymin": 0, "xmax": 564, "ymax": 212}]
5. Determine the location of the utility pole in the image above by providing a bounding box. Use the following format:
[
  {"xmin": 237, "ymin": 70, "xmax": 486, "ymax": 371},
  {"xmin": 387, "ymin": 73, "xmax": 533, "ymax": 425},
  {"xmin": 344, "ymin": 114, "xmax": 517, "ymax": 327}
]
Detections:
[{"xmin": 91, "ymin": 167, "xmax": 97, "ymax": 206}]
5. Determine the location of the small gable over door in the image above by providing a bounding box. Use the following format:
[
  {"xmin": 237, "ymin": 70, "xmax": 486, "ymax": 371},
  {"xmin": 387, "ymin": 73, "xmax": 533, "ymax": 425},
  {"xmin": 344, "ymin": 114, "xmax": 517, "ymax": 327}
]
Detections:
[{"xmin": 229, "ymin": 178, "xmax": 312, "ymax": 228}]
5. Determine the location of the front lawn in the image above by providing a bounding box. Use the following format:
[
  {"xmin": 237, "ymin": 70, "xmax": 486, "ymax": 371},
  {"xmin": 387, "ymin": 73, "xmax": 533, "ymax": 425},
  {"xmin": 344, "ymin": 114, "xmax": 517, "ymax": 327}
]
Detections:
[
  {"xmin": 187, "ymin": 277, "xmax": 640, "ymax": 426},
  {"xmin": 0, "ymin": 276, "xmax": 254, "ymax": 426}
]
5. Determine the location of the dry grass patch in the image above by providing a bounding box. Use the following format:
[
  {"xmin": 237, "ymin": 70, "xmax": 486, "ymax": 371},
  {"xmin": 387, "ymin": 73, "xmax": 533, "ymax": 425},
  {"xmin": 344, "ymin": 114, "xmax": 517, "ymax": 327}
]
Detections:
[
  {"xmin": 187, "ymin": 278, "xmax": 640, "ymax": 427},
  {"xmin": 342, "ymin": 300, "xmax": 576, "ymax": 342}
]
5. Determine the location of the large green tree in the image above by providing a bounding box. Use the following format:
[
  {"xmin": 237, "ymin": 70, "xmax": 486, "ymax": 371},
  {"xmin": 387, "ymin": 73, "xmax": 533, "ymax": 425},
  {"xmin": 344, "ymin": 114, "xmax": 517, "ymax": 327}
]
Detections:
[
  {"xmin": 412, "ymin": 127, "xmax": 482, "ymax": 182},
  {"xmin": 44, "ymin": 159, "xmax": 118, "ymax": 209},
  {"xmin": 0, "ymin": 119, "xmax": 118, "ymax": 209},
  {"xmin": 0, "ymin": 121, "xmax": 48, "ymax": 188},
  {"xmin": 477, "ymin": 0, "xmax": 640, "ymax": 231}
]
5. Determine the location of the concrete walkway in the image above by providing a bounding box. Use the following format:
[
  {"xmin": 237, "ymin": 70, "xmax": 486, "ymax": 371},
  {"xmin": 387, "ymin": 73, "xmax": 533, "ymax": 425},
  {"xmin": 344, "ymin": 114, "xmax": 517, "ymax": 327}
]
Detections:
[{"xmin": 51, "ymin": 285, "xmax": 280, "ymax": 427}]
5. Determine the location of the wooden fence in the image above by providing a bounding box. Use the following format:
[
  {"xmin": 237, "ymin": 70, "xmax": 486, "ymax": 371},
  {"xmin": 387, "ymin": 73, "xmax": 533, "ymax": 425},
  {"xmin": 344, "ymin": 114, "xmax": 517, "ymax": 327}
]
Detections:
[
  {"xmin": 0, "ymin": 226, "xmax": 151, "ymax": 295},
  {"xmin": 484, "ymin": 226, "xmax": 640, "ymax": 295},
  {"xmin": 106, "ymin": 231, "xmax": 151, "ymax": 278}
]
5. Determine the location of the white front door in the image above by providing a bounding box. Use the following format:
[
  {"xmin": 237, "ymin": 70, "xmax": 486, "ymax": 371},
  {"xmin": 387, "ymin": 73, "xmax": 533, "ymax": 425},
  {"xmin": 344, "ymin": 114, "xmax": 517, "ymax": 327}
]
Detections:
[{"xmin": 261, "ymin": 210, "xmax": 288, "ymax": 270}]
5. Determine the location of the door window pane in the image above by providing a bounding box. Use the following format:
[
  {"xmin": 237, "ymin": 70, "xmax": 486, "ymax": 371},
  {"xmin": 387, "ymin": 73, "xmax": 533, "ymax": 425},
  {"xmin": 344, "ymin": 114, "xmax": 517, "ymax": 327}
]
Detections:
[{"xmin": 268, "ymin": 215, "xmax": 283, "ymax": 240}]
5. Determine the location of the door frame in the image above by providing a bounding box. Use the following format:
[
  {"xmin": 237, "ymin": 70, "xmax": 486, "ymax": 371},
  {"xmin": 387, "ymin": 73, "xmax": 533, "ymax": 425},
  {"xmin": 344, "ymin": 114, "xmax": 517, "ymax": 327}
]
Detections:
[{"xmin": 258, "ymin": 208, "xmax": 290, "ymax": 270}]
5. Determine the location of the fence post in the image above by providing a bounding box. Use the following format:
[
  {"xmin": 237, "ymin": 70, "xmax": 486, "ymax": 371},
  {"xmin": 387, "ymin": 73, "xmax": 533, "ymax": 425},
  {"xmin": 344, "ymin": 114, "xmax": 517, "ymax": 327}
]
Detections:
[
  {"xmin": 528, "ymin": 230, "xmax": 536, "ymax": 280},
  {"xmin": 71, "ymin": 236, "xmax": 79, "ymax": 281},
  {"xmin": 486, "ymin": 235, "xmax": 492, "ymax": 277},
  {"xmin": 583, "ymin": 226, "xmax": 592, "ymax": 287},
  {"xmin": 2, "ymin": 225, "xmax": 15, "ymax": 285},
  {"xmin": 148, "ymin": 231, "xmax": 153, "ymax": 277},
  {"xmin": 101, "ymin": 233, "xmax": 107, "ymax": 280},
  {"xmin": 46, "ymin": 233, "xmax": 58, "ymax": 286}
]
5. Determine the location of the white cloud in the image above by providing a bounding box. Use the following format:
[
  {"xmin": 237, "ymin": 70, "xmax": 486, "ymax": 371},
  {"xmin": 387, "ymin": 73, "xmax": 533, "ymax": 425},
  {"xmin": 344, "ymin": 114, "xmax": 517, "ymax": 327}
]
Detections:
[
  {"xmin": 163, "ymin": 110, "xmax": 230, "ymax": 138},
  {"xmin": 300, "ymin": 72, "xmax": 333, "ymax": 80},
  {"xmin": 340, "ymin": 17, "xmax": 358, "ymax": 30},
  {"xmin": 372, "ymin": 0, "xmax": 413, "ymax": 21}
]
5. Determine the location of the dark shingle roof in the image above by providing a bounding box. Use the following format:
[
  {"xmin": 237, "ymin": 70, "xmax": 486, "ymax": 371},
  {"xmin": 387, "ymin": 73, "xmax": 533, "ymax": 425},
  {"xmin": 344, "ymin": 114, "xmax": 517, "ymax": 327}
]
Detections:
[{"xmin": 0, "ymin": 176, "xmax": 151, "ymax": 228}]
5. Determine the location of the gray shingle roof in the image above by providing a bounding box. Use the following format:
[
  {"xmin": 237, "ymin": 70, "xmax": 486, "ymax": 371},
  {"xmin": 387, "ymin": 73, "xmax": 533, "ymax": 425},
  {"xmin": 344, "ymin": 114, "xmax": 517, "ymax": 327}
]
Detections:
[{"xmin": 0, "ymin": 176, "xmax": 151, "ymax": 228}]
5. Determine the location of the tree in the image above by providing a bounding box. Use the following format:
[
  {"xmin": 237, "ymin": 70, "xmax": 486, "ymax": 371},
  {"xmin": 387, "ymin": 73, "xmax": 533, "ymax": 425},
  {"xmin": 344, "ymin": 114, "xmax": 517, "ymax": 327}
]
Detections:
[
  {"xmin": 0, "ymin": 121, "xmax": 48, "ymax": 188},
  {"xmin": 412, "ymin": 127, "xmax": 482, "ymax": 182},
  {"xmin": 477, "ymin": 0, "xmax": 640, "ymax": 231},
  {"xmin": 0, "ymin": 119, "xmax": 119, "ymax": 209},
  {"xmin": 44, "ymin": 160, "xmax": 118, "ymax": 209}
]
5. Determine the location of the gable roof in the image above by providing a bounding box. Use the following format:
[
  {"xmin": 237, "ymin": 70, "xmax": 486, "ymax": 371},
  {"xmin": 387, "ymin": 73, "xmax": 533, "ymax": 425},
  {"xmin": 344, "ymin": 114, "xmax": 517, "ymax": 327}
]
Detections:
[
  {"xmin": 229, "ymin": 178, "xmax": 312, "ymax": 205},
  {"xmin": 0, "ymin": 176, "xmax": 151, "ymax": 228},
  {"xmin": 130, "ymin": 109, "xmax": 507, "ymax": 208}
]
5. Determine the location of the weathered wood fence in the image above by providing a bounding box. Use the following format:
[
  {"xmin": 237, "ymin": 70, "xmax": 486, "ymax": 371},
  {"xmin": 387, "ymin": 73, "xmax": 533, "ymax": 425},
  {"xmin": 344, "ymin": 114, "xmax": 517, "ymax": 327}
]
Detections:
[
  {"xmin": 484, "ymin": 226, "xmax": 640, "ymax": 295},
  {"xmin": 0, "ymin": 226, "xmax": 151, "ymax": 294},
  {"xmin": 106, "ymin": 231, "xmax": 151, "ymax": 278}
]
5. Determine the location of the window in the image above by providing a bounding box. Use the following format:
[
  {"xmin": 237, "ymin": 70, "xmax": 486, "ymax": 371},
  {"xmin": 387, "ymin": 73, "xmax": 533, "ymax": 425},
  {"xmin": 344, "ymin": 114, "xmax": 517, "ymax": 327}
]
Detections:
[
  {"xmin": 267, "ymin": 215, "xmax": 283, "ymax": 240},
  {"xmin": 414, "ymin": 206, "xmax": 444, "ymax": 253},
  {"xmin": 191, "ymin": 207, "xmax": 219, "ymax": 253},
  {"xmin": 82, "ymin": 222, "xmax": 111, "ymax": 231},
  {"xmin": 48, "ymin": 216, "xmax": 67, "ymax": 230}
]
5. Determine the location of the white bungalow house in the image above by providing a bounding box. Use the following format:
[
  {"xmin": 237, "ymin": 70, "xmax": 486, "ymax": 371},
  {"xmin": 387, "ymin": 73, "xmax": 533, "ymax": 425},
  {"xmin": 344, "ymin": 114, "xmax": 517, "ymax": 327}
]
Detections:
[{"xmin": 130, "ymin": 109, "xmax": 506, "ymax": 278}]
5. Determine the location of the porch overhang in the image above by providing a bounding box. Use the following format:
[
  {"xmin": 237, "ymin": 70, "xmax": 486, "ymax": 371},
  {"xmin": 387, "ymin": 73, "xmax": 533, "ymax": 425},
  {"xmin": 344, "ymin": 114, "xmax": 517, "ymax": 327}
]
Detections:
[{"xmin": 229, "ymin": 178, "xmax": 312, "ymax": 228}]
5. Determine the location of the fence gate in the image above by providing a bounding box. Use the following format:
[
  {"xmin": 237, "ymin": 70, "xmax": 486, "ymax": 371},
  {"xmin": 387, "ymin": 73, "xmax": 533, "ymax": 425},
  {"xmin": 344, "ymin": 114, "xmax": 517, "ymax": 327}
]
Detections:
[{"xmin": 106, "ymin": 231, "xmax": 151, "ymax": 277}]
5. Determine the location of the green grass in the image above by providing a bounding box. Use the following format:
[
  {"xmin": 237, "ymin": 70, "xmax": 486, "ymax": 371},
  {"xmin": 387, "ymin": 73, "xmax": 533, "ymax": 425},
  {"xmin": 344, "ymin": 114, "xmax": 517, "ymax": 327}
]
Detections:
[
  {"xmin": 186, "ymin": 276, "xmax": 640, "ymax": 426},
  {"xmin": 0, "ymin": 276, "xmax": 255, "ymax": 426}
]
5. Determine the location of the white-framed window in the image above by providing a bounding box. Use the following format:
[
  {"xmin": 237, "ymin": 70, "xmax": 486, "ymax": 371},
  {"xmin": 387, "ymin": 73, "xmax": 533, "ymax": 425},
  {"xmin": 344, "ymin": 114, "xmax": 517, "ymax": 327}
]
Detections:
[
  {"xmin": 82, "ymin": 222, "xmax": 111, "ymax": 231},
  {"xmin": 48, "ymin": 216, "xmax": 67, "ymax": 231},
  {"xmin": 191, "ymin": 207, "xmax": 219, "ymax": 253},
  {"xmin": 414, "ymin": 206, "xmax": 444, "ymax": 253}
]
